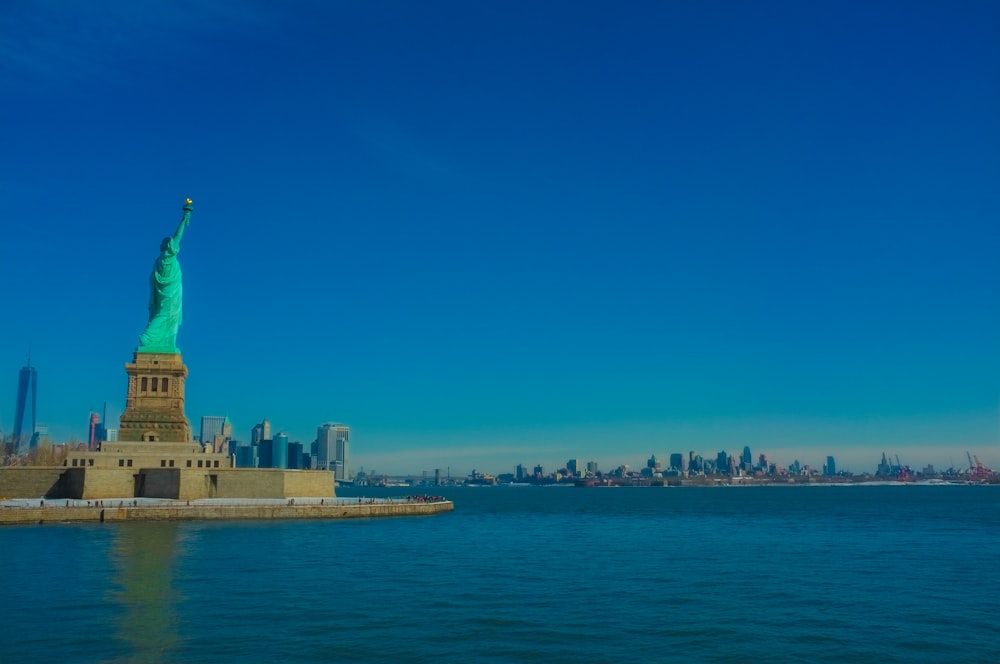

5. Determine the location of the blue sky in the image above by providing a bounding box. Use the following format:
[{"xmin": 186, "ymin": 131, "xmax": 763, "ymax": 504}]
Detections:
[{"xmin": 2, "ymin": 0, "xmax": 998, "ymax": 475}]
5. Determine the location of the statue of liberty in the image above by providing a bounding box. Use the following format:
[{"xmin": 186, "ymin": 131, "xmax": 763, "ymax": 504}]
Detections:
[{"xmin": 138, "ymin": 199, "xmax": 193, "ymax": 353}]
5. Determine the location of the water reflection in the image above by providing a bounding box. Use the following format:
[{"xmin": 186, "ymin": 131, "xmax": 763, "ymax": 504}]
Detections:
[{"xmin": 108, "ymin": 522, "xmax": 185, "ymax": 663}]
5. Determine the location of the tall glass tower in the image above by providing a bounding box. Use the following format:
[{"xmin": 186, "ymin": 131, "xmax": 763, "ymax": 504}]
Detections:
[
  {"xmin": 316, "ymin": 423, "xmax": 350, "ymax": 480},
  {"xmin": 12, "ymin": 356, "xmax": 37, "ymax": 452},
  {"xmin": 272, "ymin": 431, "xmax": 289, "ymax": 469},
  {"xmin": 200, "ymin": 415, "xmax": 226, "ymax": 448}
]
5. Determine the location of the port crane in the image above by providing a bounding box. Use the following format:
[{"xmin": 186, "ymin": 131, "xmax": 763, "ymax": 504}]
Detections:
[
  {"xmin": 966, "ymin": 451, "xmax": 991, "ymax": 482},
  {"xmin": 890, "ymin": 454, "xmax": 910, "ymax": 481}
]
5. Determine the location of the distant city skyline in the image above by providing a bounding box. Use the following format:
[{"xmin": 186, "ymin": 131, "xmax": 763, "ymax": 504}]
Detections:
[
  {"xmin": 2, "ymin": 357, "xmax": 996, "ymax": 476},
  {"xmin": 344, "ymin": 431, "xmax": 996, "ymax": 478},
  {"xmin": 2, "ymin": 3, "xmax": 997, "ymax": 476}
]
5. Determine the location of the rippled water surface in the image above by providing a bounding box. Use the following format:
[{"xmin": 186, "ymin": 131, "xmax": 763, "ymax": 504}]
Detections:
[{"xmin": 2, "ymin": 485, "xmax": 998, "ymax": 663}]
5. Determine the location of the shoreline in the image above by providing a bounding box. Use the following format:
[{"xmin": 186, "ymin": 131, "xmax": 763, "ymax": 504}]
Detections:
[{"xmin": 0, "ymin": 497, "xmax": 454, "ymax": 525}]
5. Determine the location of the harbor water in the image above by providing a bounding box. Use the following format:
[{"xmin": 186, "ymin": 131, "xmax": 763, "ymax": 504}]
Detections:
[{"xmin": 1, "ymin": 484, "xmax": 997, "ymax": 663}]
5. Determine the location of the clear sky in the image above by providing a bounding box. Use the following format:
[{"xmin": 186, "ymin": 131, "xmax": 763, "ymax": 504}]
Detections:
[{"xmin": 2, "ymin": 0, "xmax": 998, "ymax": 476}]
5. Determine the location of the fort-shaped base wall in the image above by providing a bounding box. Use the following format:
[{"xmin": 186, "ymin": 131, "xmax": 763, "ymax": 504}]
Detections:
[{"xmin": 0, "ymin": 467, "xmax": 335, "ymax": 501}]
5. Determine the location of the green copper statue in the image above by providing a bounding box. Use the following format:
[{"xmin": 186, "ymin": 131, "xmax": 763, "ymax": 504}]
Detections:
[{"xmin": 138, "ymin": 199, "xmax": 193, "ymax": 353}]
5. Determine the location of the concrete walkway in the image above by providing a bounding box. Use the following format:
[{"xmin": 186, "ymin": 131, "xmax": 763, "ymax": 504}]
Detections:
[{"xmin": 0, "ymin": 497, "xmax": 454, "ymax": 525}]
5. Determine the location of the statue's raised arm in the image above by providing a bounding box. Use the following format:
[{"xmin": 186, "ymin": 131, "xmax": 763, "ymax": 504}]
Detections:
[
  {"xmin": 172, "ymin": 198, "xmax": 193, "ymax": 247},
  {"xmin": 138, "ymin": 199, "xmax": 194, "ymax": 353}
]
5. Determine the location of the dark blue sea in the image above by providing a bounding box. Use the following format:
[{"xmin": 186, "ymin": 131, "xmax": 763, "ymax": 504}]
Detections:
[{"xmin": 2, "ymin": 485, "xmax": 998, "ymax": 663}]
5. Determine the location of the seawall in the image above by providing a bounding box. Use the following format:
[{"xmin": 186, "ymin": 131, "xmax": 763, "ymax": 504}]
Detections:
[
  {"xmin": 0, "ymin": 466, "xmax": 336, "ymax": 501},
  {"xmin": 0, "ymin": 499, "xmax": 453, "ymax": 525}
]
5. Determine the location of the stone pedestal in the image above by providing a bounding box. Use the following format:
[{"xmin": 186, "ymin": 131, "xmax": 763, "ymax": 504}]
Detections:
[
  {"xmin": 118, "ymin": 352, "xmax": 192, "ymax": 443},
  {"xmin": 50, "ymin": 346, "xmax": 335, "ymax": 501}
]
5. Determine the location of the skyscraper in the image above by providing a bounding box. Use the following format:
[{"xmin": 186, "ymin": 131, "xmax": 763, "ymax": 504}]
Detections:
[
  {"xmin": 91, "ymin": 403, "xmax": 110, "ymax": 450},
  {"xmin": 208, "ymin": 416, "xmax": 233, "ymax": 454},
  {"xmin": 826, "ymin": 456, "xmax": 837, "ymax": 476},
  {"xmin": 335, "ymin": 428, "xmax": 350, "ymax": 481},
  {"xmin": 200, "ymin": 415, "xmax": 226, "ymax": 450},
  {"xmin": 12, "ymin": 355, "xmax": 37, "ymax": 453},
  {"xmin": 316, "ymin": 423, "xmax": 350, "ymax": 480},
  {"xmin": 272, "ymin": 431, "xmax": 289, "ymax": 469},
  {"xmin": 88, "ymin": 412, "xmax": 101, "ymax": 450},
  {"xmin": 250, "ymin": 418, "xmax": 272, "ymax": 446},
  {"xmin": 235, "ymin": 443, "xmax": 257, "ymax": 468},
  {"xmin": 287, "ymin": 441, "xmax": 303, "ymax": 469}
]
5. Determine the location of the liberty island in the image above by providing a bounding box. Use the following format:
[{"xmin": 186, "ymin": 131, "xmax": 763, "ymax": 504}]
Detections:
[{"xmin": 0, "ymin": 199, "xmax": 451, "ymax": 522}]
